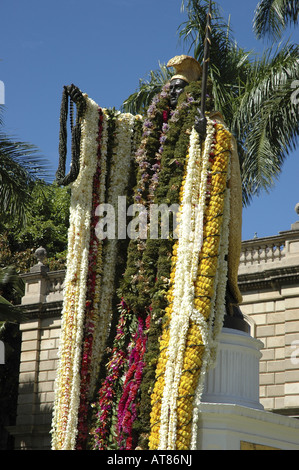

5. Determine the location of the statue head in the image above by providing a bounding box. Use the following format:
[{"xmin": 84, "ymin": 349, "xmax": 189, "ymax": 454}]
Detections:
[
  {"xmin": 169, "ymin": 78, "xmax": 188, "ymax": 108},
  {"xmin": 167, "ymin": 55, "xmax": 202, "ymax": 108}
]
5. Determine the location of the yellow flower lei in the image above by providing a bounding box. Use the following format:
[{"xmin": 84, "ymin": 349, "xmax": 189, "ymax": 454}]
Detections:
[{"xmin": 149, "ymin": 120, "xmax": 232, "ymax": 450}]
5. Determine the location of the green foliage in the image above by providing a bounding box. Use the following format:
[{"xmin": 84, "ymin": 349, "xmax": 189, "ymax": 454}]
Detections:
[
  {"xmin": 0, "ymin": 106, "xmax": 52, "ymax": 226},
  {"xmin": 232, "ymin": 42, "xmax": 299, "ymax": 205},
  {"xmin": 0, "ymin": 265, "xmax": 26, "ymax": 322},
  {"xmin": 0, "ymin": 181, "xmax": 70, "ymax": 272},
  {"xmin": 123, "ymin": 0, "xmax": 299, "ymax": 206}
]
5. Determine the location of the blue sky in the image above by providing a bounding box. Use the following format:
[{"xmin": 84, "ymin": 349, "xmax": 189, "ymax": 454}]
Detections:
[{"xmin": 1, "ymin": 0, "xmax": 298, "ymax": 241}]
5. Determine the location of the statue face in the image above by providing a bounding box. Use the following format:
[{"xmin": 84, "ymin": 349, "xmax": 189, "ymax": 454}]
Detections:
[{"xmin": 169, "ymin": 78, "xmax": 188, "ymax": 108}]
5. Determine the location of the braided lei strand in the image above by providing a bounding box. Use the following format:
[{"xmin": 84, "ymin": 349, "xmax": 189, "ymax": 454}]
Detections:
[{"xmin": 149, "ymin": 119, "xmax": 232, "ymax": 450}]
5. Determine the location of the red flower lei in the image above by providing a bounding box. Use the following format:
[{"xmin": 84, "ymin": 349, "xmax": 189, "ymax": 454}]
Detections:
[{"xmin": 117, "ymin": 314, "xmax": 150, "ymax": 449}]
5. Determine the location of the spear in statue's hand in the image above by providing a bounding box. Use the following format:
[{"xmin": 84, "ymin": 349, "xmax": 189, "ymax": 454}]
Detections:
[{"xmin": 195, "ymin": 0, "xmax": 212, "ymax": 139}]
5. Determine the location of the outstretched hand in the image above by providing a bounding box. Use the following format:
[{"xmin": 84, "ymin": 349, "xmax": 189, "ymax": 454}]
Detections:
[{"xmin": 64, "ymin": 83, "xmax": 86, "ymax": 111}]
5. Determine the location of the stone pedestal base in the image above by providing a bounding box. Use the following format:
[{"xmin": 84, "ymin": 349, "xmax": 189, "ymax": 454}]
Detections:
[
  {"xmin": 197, "ymin": 328, "xmax": 299, "ymax": 449},
  {"xmin": 201, "ymin": 328, "xmax": 263, "ymax": 410},
  {"xmin": 196, "ymin": 403, "xmax": 299, "ymax": 450}
]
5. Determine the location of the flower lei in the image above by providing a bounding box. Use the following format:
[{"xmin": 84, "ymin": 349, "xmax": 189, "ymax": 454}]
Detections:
[
  {"xmin": 148, "ymin": 120, "xmax": 232, "ymax": 450},
  {"xmin": 87, "ymin": 111, "xmax": 140, "ymax": 398},
  {"xmin": 117, "ymin": 314, "xmax": 150, "ymax": 450},
  {"xmin": 90, "ymin": 299, "xmax": 136, "ymax": 450},
  {"xmin": 51, "ymin": 98, "xmax": 141, "ymax": 450},
  {"xmin": 89, "ymin": 82, "xmax": 201, "ymax": 450},
  {"xmin": 52, "ymin": 78, "xmax": 234, "ymax": 451},
  {"xmin": 51, "ymin": 96, "xmax": 102, "ymax": 450}
]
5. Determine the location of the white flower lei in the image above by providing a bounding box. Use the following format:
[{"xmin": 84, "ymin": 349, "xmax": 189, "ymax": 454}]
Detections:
[
  {"xmin": 190, "ymin": 141, "xmax": 231, "ymax": 450},
  {"xmin": 51, "ymin": 96, "xmax": 101, "ymax": 450},
  {"xmin": 158, "ymin": 120, "xmax": 216, "ymax": 450},
  {"xmin": 51, "ymin": 104, "xmax": 142, "ymax": 448}
]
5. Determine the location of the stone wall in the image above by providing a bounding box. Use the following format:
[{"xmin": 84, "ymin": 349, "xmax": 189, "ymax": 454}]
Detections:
[{"xmin": 7, "ymin": 258, "xmax": 64, "ymax": 450}]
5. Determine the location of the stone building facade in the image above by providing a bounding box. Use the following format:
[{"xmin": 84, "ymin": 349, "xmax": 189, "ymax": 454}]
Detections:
[
  {"xmin": 5, "ymin": 220, "xmax": 299, "ymax": 449},
  {"xmin": 239, "ymin": 221, "xmax": 299, "ymax": 417}
]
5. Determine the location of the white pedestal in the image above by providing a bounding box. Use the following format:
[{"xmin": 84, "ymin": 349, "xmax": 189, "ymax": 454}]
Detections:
[
  {"xmin": 197, "ymin": 403, "xmax": 299, "ymax": 450},
  {"xmin": 201, "ymin": 328, "xmax": 264, "ymax": 410},
  {"xmin": 197, "ymin": 328, "xmax": 299, "ymax": 450}
]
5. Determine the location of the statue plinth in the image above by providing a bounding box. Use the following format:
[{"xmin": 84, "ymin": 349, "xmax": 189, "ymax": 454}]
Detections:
[
  {"xmin": 197, "ymin": 328, "xmax": 299, "ymax": 449},
  {"xmin": 202, "ymin": 328, "xmax": 263, "ymax": 410}
]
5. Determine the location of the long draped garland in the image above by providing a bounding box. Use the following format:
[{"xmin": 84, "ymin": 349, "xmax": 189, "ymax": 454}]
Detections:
[
  {"xmin": 51, "ymin": 96, "xmax": 142, "ymax": 450},
  {"xmin": 51, "ymin": 80, "xmax": 235, "ymax": 451}
]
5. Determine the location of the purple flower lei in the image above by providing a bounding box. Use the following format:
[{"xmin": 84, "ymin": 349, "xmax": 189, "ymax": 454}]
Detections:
[{"xmin": 134, "ymin": 82, "xmax": 171, "ymax": 205}]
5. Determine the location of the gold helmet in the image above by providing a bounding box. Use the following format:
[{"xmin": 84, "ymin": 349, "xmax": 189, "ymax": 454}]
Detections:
[{"xmin": 167, "ymin": 55, "xmax": 202, "ymax": 83}]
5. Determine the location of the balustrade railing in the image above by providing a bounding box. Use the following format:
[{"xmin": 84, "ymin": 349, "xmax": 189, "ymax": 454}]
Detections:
[
  {"xmin": 46, "ymin": 270, "xmax": 65, "ymax": 301},
  {"xmin": 240, "ymin": 236, "xmax": 287, "ymax": 267}
]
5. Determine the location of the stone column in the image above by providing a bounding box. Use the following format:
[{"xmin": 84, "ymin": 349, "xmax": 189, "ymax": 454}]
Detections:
[{"xmin": 7, "ymin": 248, "xmax": 64, "ymax": 450}]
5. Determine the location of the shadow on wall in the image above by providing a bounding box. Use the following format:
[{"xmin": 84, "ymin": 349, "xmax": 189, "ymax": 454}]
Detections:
[{"xmin": 5, "ymin": 379, "xmax": 53, "ymax": 450}]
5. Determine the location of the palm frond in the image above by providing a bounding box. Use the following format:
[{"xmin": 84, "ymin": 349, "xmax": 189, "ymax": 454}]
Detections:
[
  {"xmin": 0, "ymin": 298, "xmax": 28, "ymax": 323},
  {"xmin": 0, "ymin": 266, "xmax": 26, "ymax": 323},
  {"xmin": 0, "ymin": 132, "xmax": 52, "ymax": 225},
  {"xmin": 122, "ymin": 64, "xmax": 172, "ymax": 115},
  {"xmin": 253, "ymin": 0, "xmax": 299, "ymax": 40},
  {"xmin": 233, "ymin": 43, "xmax": 299, "ymax": 204},
  {"xmin": 0, "ymin": 266, "xmax": 25, "ymax": 298}
]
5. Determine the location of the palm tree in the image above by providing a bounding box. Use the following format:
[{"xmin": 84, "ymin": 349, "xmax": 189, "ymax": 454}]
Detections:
[
  {"xmin": 122, "ymin": 64, "xmax": 173, "ymax": 115},
  {"xmin": 0, "ymin": 106, "xmax": 50, "ymax": 225},
  {"xmin": 122, "ymin": 0, "xmax": 299, "ymax": 205},
  {"xmin": 253, "ymin": 0, "xmax": 299, "ymax": 40},
  {"xmin": 0, "ymin": 106, "xmax": 51, "ymax": 320}
]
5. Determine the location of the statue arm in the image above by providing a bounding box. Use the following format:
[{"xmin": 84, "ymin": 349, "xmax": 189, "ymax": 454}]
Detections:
[{"xmin": 64, "ymin": 84, "xmax": 86, "ymax": 113}]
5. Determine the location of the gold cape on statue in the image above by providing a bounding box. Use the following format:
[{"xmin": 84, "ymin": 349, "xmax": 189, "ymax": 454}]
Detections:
[{"xmin": 210, "ymin": 111, "xmax": 243, "ymax": 306}]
